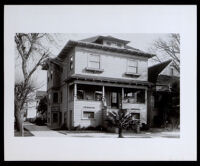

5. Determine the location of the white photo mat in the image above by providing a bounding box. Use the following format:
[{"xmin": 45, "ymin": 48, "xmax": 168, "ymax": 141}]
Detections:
[{"xmin": 4, "ymin": 5, "xmax": 197, "ymax": 161}]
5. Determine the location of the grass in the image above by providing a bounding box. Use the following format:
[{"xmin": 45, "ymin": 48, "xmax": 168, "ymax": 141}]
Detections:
[{"xmin": 14, "ymin": 128, "xmax": 34, "ymax": 137}]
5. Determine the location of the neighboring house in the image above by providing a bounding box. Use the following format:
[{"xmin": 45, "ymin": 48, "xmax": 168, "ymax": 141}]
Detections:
[
  {"xmin": 36, "ymin": 91, "xmax": 47, "ymax": 109},
  {"xmin": 25, "ymin": 91, "xmax": 47, "ymax": 119},
  {"xmin": 42, "ymin": 35, "xmax": 155, "ymax": 129},
  {"xmin": 148, "ymin": 59, "xmax": 180, "ymax": 127}
]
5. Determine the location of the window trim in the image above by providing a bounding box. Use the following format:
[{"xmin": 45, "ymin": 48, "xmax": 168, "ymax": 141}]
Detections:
[
  {"xmin": 125, "ymin": 59, "xmax": 140, "ymax": 77},
  {"xmin": 53, "ymin": 92, "xmax": 59, "ymax": 104},
  {"xmin": 50, "ymin": 70, "xmax": 53, "ymax": 80},
  {"xmin": 86, "ymin": 53, "xmax": 103, "ymax": 73},
  {"xmin": 170, "ymin": 67, "xmax": 174, "ymax": 76},
  {"xmin": 52, "ymin": 112, "xmax": 59, "ymax": 123}
]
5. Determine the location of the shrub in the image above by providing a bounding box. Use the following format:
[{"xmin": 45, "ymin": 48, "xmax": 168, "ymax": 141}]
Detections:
[{"xmin": 140, "ymin": 123, "xmax": 150, "ymax": 131}]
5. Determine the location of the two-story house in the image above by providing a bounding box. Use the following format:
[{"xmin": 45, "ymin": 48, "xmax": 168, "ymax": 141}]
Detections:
[{"xmin": 42, "ymin": 35, "xmax": 155, "ymax": 129}]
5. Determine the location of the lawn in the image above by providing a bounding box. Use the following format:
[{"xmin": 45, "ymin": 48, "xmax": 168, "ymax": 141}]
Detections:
[{"xmin": 14, "ymin": 128, "xmax": 34, "ymax": 137}]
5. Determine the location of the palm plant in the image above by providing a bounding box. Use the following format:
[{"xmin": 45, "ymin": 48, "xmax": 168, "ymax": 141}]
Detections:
[{"xmin": 106, "ymin": 109, "xmax": 139, "ymax": 138}]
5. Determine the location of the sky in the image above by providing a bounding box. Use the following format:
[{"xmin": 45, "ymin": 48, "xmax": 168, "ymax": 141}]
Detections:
[{"xmin": 15, "ymin": 33, "xmax": 170, "ymax": 91}]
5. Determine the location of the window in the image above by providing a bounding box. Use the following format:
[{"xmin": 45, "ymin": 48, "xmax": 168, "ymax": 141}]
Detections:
[
  {"xmin": 47, "ymin": 72, "xmax": 49, "ymax": 82},
  {"xmin": 52, "ymin": 112, "xmax": 58, "ymax": 123},
  {"xmin": 132, "ymin": 113, "xmax": 140, "ymax": 120},
  {"xmin": 124, "ymin": 89, "xmax": 145, "ymax": 104},
  {"xmin": 50, "ymin": 70, "xmax": 53, "ymax": 80},
  {"xmin": 83, "ymin": 111, "xmax": 94, "ymax": 119},
  {"xmin": 170, "ymin": 68, "xmax": 174, "ymax": 76},
  {"xmin": 48, "ymin": 94, "xmax": 51, "ymax": 105},
  {"xmin": 127, "ymin": 59, "xmax": 138, "ymax": 74},
  {"xmin": 111, "ymin": 92, "xmax": 117, "ymax": 104},
  {"xmin": 60, "ymin": 92, "xmax": 62, "ymax": 103},
  {"xmin": 53, "ymin": 92, "xmax": 58, "ymax": 103},
  {"xmin": 77, "ymin": 90, "xmax": 84, "ymax": 100},
  {"xmin": 106, "ymin": 41, "xmax": 111, "ymax": 46},
  {"xmin": 88, "ymin": 54, "xmax": 100, "ymax": 69},
  {"xmin": 70, "ymin": 56, "xmax": 74, "ymax": 70},
  {"xmin": 95, "ymin": 91, "xmax": 102, "ymax": 101},
  {"xmin": 117, "ymin": 43, "xmax": 122, "ymax": 47}
]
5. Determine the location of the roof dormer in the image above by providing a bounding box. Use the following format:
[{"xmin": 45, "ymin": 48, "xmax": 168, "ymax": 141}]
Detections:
[{"xmin": 80, "ymin": 35, "xmax": 130, "ymax": 48}]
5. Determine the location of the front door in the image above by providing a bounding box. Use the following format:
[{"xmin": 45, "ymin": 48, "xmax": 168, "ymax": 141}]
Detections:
[{"xmin": 111, "ymin": 91, "xmax": 121, "ymax": 109}]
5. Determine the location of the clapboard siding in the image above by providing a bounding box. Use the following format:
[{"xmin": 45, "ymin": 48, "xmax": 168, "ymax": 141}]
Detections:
[
  {"xmin": 74, "ymin": 47, "xmax": 148, "ymax": 81},
  {"xmin": 73, "ymin": 100, "xmax": 103, "ymax": 127}
]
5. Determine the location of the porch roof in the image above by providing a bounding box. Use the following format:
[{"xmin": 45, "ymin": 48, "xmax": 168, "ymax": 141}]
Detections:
[{"xmin": 65, "ymin": 74, "xmax": 153, "ymax": 87}]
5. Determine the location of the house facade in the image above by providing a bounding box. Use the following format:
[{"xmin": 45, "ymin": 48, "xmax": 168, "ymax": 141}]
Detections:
[
  {"xmin": 148, "ymin": 60, "xmax": 180, "ymax": 127},
  {"xmin": 43, "ymin": 36, "xmax": 155, "ymax": 129}
]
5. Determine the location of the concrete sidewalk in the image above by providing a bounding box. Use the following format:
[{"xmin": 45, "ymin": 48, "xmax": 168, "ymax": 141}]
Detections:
[
  {"xmin": 24, "ymin": 122, "xmax": 180, "ymax": 138},
  {"xmin": 24, "ymin": 122, "xmax": 65, "ymax": 137}
]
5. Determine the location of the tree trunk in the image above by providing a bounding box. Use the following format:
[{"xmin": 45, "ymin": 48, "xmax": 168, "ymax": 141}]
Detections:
[
  {"xmin": 118, "ymin": 127, "xmax": 123, "ymax": 138},
  {"xmin": 16, "ymin": 107, "xmax": 24, "ymax": 136}
]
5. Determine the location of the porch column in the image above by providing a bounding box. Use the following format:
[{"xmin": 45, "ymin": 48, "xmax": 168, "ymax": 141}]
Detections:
[
  {"xmin": 102, "ymin": 86, "xmax": 105, "ymax": 100},
  {"xmin": 121, "ymin": 88, "xmax": 124, "ymax": 109},
  {"xmin": 145, "ymin": 88, "xmax": 147, "ymax": 104},
  {"xmin": 122, "ymin": 88, "xmax": 124, "ymax": 100},
  {"xmin": 74, "ymin": 83, "xmax": 77, "ymax": 100}
]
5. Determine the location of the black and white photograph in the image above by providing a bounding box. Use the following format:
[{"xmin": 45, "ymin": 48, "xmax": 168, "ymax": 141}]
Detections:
[
  {"xmin": 14, "ymin": 33, "xmax": 180, "ymax": 138},
  {"xmin": 4, "ymin": 5, "xmax": 197, "ymax": 161}
]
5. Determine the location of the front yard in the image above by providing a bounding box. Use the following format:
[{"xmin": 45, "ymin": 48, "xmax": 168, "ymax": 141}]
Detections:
[{"xmin": 18, "ymin": 121, "xmax": 180, "ymax": 138}]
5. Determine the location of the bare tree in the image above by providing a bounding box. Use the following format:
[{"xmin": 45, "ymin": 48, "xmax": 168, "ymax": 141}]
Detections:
[
  {"xmin": 14, "ymin": 33, "xmax": 57, "ymax": 136},
  {"xmin": 149, "ymin": 34, "xmax": 180, "ymax": 72}
]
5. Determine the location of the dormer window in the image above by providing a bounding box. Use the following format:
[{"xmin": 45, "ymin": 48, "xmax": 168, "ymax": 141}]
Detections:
[
  {"xmin": 117, "ymin": 43, "xmax": 122, "ymax": 47},
  {"xmin": 106, "ymin": 41, "xmax": 111, "ymax": 46}
]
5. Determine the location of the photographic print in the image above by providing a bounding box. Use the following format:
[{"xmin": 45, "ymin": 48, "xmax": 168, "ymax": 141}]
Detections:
[
  {"xmin": 4, "ymin": 5, "xmax": 197, "ymax": 161},
  {"xmin": 14, "ymin": 33, "xmax": 180, "ymax": 138}
]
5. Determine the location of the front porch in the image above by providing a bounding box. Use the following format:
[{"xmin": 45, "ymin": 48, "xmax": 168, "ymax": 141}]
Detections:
[{"xmin": 68, "ymin": 80, "xmax": 148, "ymax": 128}]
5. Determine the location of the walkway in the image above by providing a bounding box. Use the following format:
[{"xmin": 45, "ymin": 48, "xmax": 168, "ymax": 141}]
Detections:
[{"xmin": 24, "ymin": 122, "xmax": 65, "ymax": 137}]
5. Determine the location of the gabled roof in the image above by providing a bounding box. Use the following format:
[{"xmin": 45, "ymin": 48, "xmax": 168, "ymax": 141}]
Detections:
[
  {"xmin": 148, "ymin": 59, "xmax": 172, "ymax": 83},
  {"xmin": 80, "ymin": 35, "xmax": 130, "ymax": 44},
  {"xmin": 36, "ymin": 91, "xmax": 46, "ymax": 99}
]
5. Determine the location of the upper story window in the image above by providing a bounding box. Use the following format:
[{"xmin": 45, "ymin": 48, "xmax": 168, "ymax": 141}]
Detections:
[
  {"xmin": 170, "ymin": 67, "xmax": 174, "ymax": 76},
  {"xmin": 47, "ymin": 72, "xmax": 49, "ymax": 82},
  {"xmin": 127, "ymin": 59, "xmax": 138, "ymax": 74},
  {"xmin": 48, "ymin": 93, "xmax": 51, "ymax": 105},
  {"xmin": 70, "ymin": 56, "xmax": 74, "ymax": 70},
  {"xmin": 88, "ymin": 54, "xmax": 100, "ymax": 69},
  {"xmin": 50, "ymin": 70, "xmax": 53, "ymax": 80},
  {"xmin": 53, "ymin": 92, "xmax": 58, "ymax": 103},
  {"xmin": 117, "ymin": 43, "xmax": 122, "ymax": 47}
]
